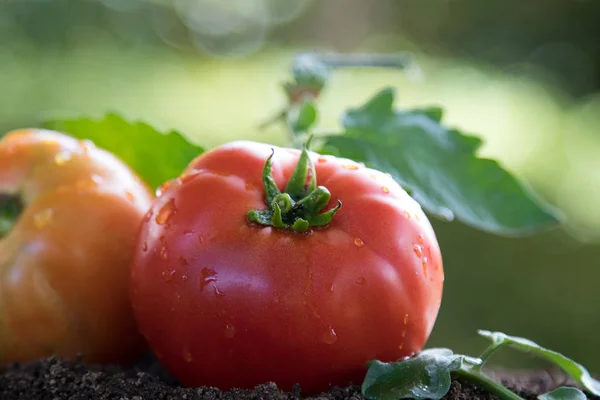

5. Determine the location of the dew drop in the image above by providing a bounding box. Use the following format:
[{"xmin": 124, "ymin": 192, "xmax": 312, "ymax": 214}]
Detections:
[
  {"xmin": 245, "ymin": 182, "xmax": 255, "ymax": 191},
  {"xmin": 329, "ymin": 284, "xmax": 335, "ymax": 293},
  {"xmin": 125, "ymin": 190, "xmax": 135, "ymax": 202},
  {"xmin": 156, "ymin": 199, "xmax": 176, "ymax": 225},
  {"xmin": 33, "ymin": 209, "xmax": 53, "ymax": 229},
  {"xmin": 355, "ymin": 277, "xmax": 366, "ymax": 285},
  {"xmin": 75, "ymin": 175, "xmax": 102, "ymax": 191},
  {"xmin": 318, "ymin": 156, "xmax": 327, "ymax": 163},
  {"xmin": 353, "ymin": 238, "xmax": 364, "ymax": 247},
  {"xmin": 183, "ymin": 229, "xmax": 194, "ymax": 236},
  {"xmin": 322, "ymin": 326, "xmax": 338, "ymax": 344},
  {"xmin": 413, "ymin": 244, "xmax": 423, "ymax": 258},
  {"xmin": 402, "ymin": 328, "xmax": 407, "ymax": 338},
  {"xmin": 422, "ymin": 257, "xmax": 429, "ymax": 277},
  {"xmin": 79, "ymin": 140, "xmax": 94, "ymax": 158},
  {"xmin": 224, "ymin": 323, "xmax": 236, "ymax": 339},
  {"xmin": 382, "ymin": 186, "xmax": 390, "ymax": 194},
  {"xmin": 403, "ymin": 210, "xmax": 411, "ymax": 219},
  {"xmin": 162, "ymin": 268, "xmax": 175, "ymax": 282},
  {"xmin": 54, "ymin": 151, "xmax": 72, "ymax": 165},
  {"xmin": 418, "ymin": 234, "xmax": 425, "ymax": 244},
  {"xmin": 198, "ymin": 236, "xmax": 205, "ymax": 245},
  {"xmin": 398, "ymin": 343, "xmax": 404, "ymax": 350},
  {"xmin": 199, "ymin": 267, "xmax": 218, "ymax": 290},
  {"xmin": 403, "ymin": 314, "xmax": 409, "ymax": 325},
  {"xmin": 178, "ymin": 256, "xmax": 188, "ymax": 267},
  {"xmin": 142, "ymin": 242, "xmax": 148, "ymax": 252},
  {"xmin": 183, "ymin": 351, "xmax": 193, "ymax": 363},
  {"xmin": 343, "ymin": 164, "xmax": 359, "ymax": 170},
  {"xmin": 182, "ymin": 274, "xmax": 189, "ymax": 282},
  {"xmin": 214, "ymin": 286, "xmax": 225, "ymax": 299},
  {"xmin": 159, "ymin": 246, "xmax": 168, "ymax": 260},
  {"xmin": 180, "ymin": 172, "xmax": 199, "ymax": 184},
  {"xmin": 144, "ymin": 210, "xmax": 153, "ymax": 222},
  {"xmin": 156, "ymin": 179, "xmax": 176, "ymax": 197}
]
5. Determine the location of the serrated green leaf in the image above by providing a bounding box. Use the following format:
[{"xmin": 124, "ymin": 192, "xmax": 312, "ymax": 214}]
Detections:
[
  {"xmin": 362, "ymin": 348, "xmax": 464, "ymax": 400},
  {"xmin": 538, "ymin": 387, "xmax": 587, "ymax": 400},
  {"xmin": 43, "ymin": 113, "xmax": 204, "ymax": 189},
  {"xmin": 478, "ymin": 330, "xmax": 600, "ymax": 396},
  {"xmin": 321, "ymin": 88, "xmax": 562, "ymax": 236}
]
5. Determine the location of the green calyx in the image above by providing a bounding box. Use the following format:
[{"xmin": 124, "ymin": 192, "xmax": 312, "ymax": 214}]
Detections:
[
  {"xmin": 0, "ymin": 193, "xmax": 24, "ymax": 238},
  {"xmin": 247, "ymin": 139, "xmax": 341, "ymax": 233}
]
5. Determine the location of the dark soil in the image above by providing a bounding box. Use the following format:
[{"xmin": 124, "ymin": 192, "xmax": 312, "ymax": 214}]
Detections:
[{"xmin": 0, "ymin": 352, "xmax": 596, "ymax": 400}]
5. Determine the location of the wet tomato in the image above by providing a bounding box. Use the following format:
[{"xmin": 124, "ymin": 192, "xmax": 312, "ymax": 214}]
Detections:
[
  {"xmin": 0, "ymin": 129, "xmax": 153, "ymax": 365},
  {"xmin": 131, "ymin": 140, "xmax": 444, "ymax": 393}
]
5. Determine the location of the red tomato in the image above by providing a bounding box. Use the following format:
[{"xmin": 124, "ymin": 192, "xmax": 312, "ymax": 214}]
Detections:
[{"xmin": 131, "ymin": 140, "xmax": 444, "ymax": 393}]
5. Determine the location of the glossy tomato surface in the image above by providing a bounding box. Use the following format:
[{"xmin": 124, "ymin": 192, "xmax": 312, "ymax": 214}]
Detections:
[
  {"xmin": 131, "ymin": 140, "xmax": 444, "ymax": 393},
  {"xmin": 0, "ymin": 129, "xmax": 153, "ymax": 365}
]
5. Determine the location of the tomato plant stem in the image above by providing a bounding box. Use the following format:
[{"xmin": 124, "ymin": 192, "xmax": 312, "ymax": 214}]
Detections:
[
  {"xmin": 0, "ymin": 193, "xmax": 23, "ymax": 238},
  {"xmin": 455, "ymin": 365, "xmax": 525, "ymax": 400}
]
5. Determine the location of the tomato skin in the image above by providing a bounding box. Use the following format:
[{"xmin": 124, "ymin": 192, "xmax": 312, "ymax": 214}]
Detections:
[
  {"xmin": 131, "ymin": 140, "xmax": 444, "ymax": 393},
  {"xmin": 0, "ymin": 129, "xmax": 153, "ymax": 365}
]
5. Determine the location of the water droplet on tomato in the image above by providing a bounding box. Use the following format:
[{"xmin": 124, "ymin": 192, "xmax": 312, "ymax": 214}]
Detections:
[
  {"xmin": 398, "ymin": 343, "xmax": 404, "ymax": 350},
  {"xmin": 422, "ymin": 257, "xmax": 429, "ymax": 277},
  {"xmin": 159, "ymin": 246, "xmax": 168, "ymax": 260},
  {"xmin": 183, "ymin": 229, "xmax": 194, "ymax": 235},
  {"xmin": 183, "ymin": 351, "xmax": 193, "ymax": 363},
  {"xmin": 404, "ymin": 210, "xmax": 411, "ymax": 219},
  {"xmin": 329, "ymin": 284, "xmax": 334, "ymax": 293},
  {"xmin": 198, "ymin": 236, "xmax": 205, "ymax": 245},
  {"xmin": 413, "ymin": 244, "xmax": 423, "ymax": 258},
  {"xmin": 403, "ymin": 314, "xmax": 409, "ymax": 324},
  {"xmin": 144, "ymin": 210, "xmax": 153, "ymax": 222},
  {"xmin": 224, "ymin": 323, "xmax": 236, "ymax": 339},
  {"xmin": 75, "ymin": 175, "xmax": 102, "ymax": 191},
  {"xmin": 54, "ymin": 151, "xmax": 72, "ymax": 165},
  {"xmin": 162, "ymin": 268, "xmax": 175, "ymax": 282},
  {"xmin": 214, "ymin": 286, "xmax": 225, "ymax": 299},
  {"xmin": 125, "ymin": 190, "xmax": 135, "ymax": 202},
  {"xmin": 382, "ymin": 186, "xmax": 390, "ymax": 194},
  {"xmin": 418, "ymin": 234, "xmax": 425, "ymax": 244},
  {"xmin": 181, "ymin": 172, "xmax": 199, "ymax": 184},
  {"xmin": 33, "ymin": 208, "xmax": 53, "ymax": 229},
  {"xmin": 142, "ymin": 242, "xmax": 148, "ymax": 252},
  {"xmin": 181, "ymin": 274, "xmax": 189, "ymax": 282},
  {"xmin": 245, "ymin": 182, "xmax": 255, "ymax": 191},
  {"xmin": 199, "ymin": 267, "xmax": 217, "ymax": 290},
  {"xmin": 353, "ymin": 238, "xmax": 364, "ymax": 247},
  {"xmin": 79, "ymin": 140, "xmax": 94, "ymax": 158},
  {"xmin": 415, "ymin": 214, "xmax": 421, "ymax": 221},
  {"xmin": 318, "ymin": 156, "xmax": 327, "ymax": 163},
  {"xmin": 355, "ymin": 277, "xmax": 366, "ymax": 285},
  {"xmin": 178, "ymin": 256, "xmax": 188, "ymax": 267},
  {"xmin": 156, "ymin": 199, "xmax": 176, "ymax": 225},
  {"xmin": 343, "ymin": 164, "xmax": 359, "ymax": 170},
  {"xmin": 322, "ymin": 326, "xmax": 338, "ymax": 344},
  {"xmin": 156, "ymin": 179, "xmax": 176, "ymax": 197}
]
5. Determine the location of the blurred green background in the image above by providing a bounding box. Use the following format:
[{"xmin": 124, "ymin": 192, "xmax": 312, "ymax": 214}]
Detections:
[{"xmin": 2, "ymin": 0, "xmax": 599, "ymax": 370}]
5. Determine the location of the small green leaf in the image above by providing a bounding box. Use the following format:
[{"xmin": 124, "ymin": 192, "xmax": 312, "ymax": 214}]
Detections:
[
  {"xmin": 289, "ymin": 98, "xmax": 318, "ymax": 134},
  {"xmin": 478, "ymin": 330, "xmax": 600, "ymax": 396},
  {"xmin": 321, "ymin": 88, "xmax": 562, "ymax": 236},
  {"xmin": 43, "ymin": 113, "xmax": 204, "ymax": 189},
  {"xmin": 362, "ymin": 348, "xmax": 464, "ymax": 400},
  {"xmin": 538, "ymin": 387, "xmax": 587, "ymax": 400}
]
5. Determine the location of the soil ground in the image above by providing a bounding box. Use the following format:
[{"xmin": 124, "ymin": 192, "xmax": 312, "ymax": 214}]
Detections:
[{"xmin": 0, "ymin": 352, "xmax": 597, "ymax": 400}]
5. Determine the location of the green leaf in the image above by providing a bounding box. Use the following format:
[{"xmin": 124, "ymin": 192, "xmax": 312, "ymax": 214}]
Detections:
[
  {"xmin": 43, "ymin": 113, "xmax": 204, "ymax": 189},
  {"xmin": 361, "ymin": 348, "xmax": 464, "ymax": 400},
  {"xmin": 538, "ymin": 387, "xmax": 587, "ymax": 400},
  {"xmin": 289, "ymin": 97, "xmax": 318, "ymax": 134},
  {"xmin": 320, "ymin": 87, "xmax": 562, "ymax": 236},
  {"xmin": 478, "ymin": 330, "xmax": 600, "ymax": 396}
]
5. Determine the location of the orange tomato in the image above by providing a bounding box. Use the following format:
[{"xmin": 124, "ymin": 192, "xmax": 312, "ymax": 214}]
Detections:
[{"xmin": 0, "ymin": 129, "xmax": 153, "ymax": 365}]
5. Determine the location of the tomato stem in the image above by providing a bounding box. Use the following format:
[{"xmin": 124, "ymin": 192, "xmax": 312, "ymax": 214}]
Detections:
[
  {"xmin": 0, "ymin": 193, "xmax": 24, "ymax": 238},
  {"xmin": 247, "ymin": 139, "xmax": 341, "ymax": 232}
]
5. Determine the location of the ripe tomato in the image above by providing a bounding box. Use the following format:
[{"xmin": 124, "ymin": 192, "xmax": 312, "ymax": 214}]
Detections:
[
  {"xmin": 131, "ymin": 140, "xmax": 444, "ymax": 393},
  {"xmin": 0, "ymin": 129, "xmax": 153, "ymax": 365}
]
